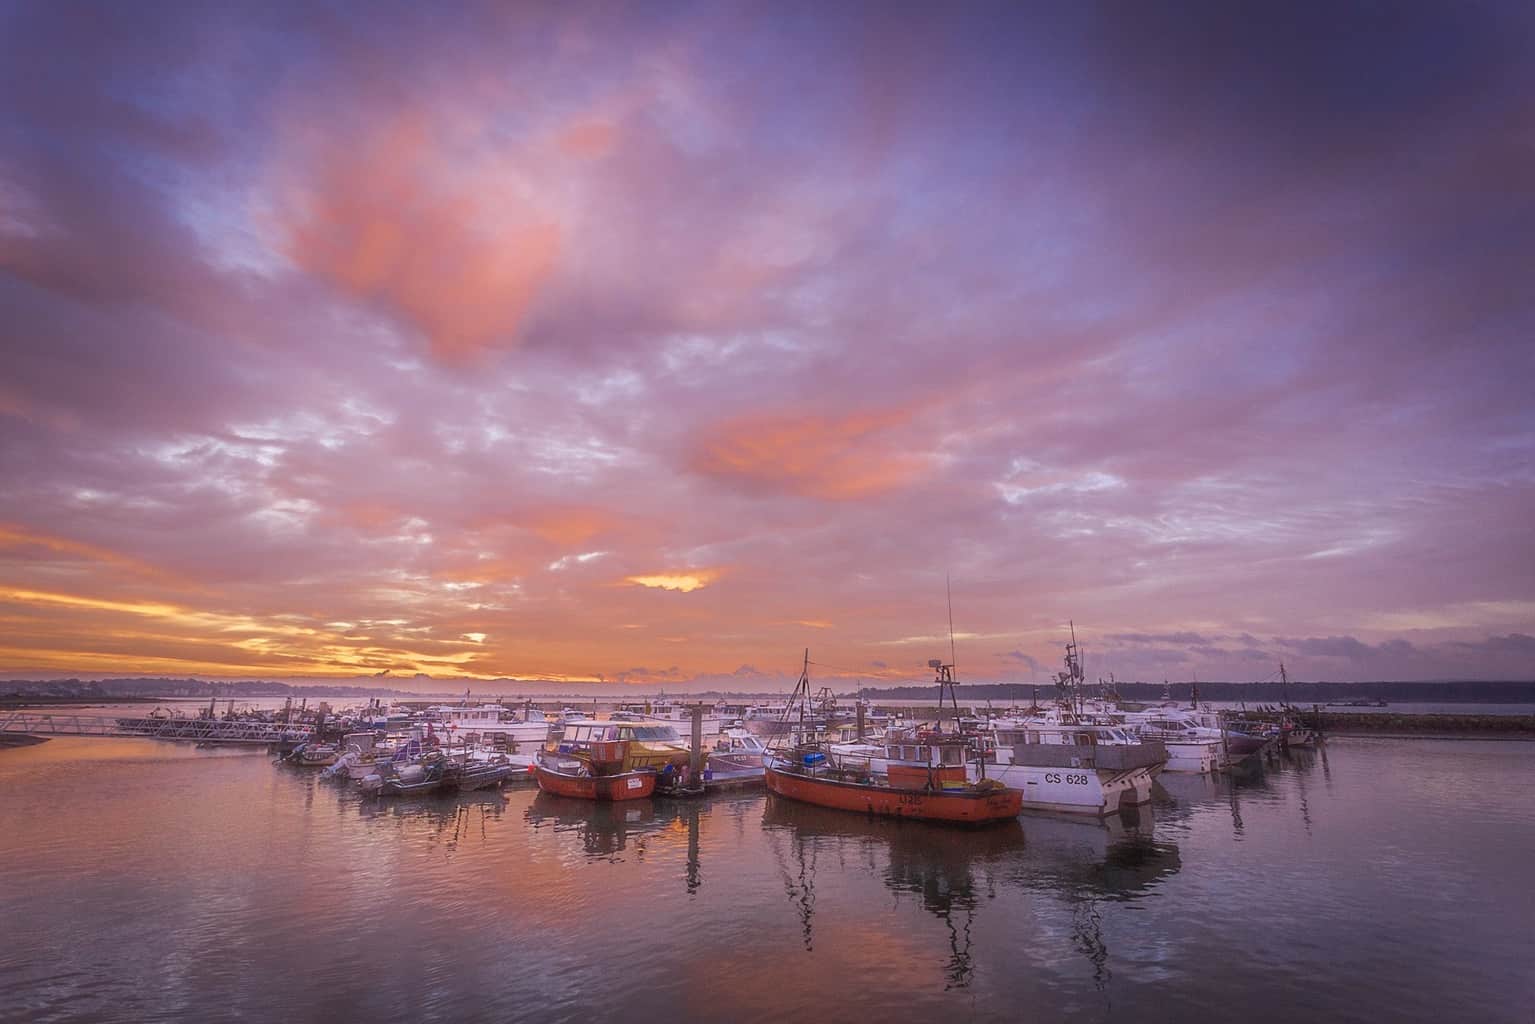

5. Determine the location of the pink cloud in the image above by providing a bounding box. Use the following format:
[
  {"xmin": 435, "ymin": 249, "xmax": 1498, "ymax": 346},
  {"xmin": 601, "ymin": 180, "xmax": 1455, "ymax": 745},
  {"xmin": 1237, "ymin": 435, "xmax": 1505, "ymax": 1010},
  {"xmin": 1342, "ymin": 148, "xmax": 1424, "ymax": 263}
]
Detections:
[{"xmin": 280, "ymin": 110, "xmax": 561, "ymax": 362}]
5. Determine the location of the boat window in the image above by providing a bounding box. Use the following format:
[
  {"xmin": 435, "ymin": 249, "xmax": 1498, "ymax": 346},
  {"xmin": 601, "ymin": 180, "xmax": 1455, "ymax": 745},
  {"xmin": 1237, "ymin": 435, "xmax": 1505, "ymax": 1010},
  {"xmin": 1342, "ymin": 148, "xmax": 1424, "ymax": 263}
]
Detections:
[{"xmin": 628, "ymin": 726, "xmax": 680, "ymax": 740}]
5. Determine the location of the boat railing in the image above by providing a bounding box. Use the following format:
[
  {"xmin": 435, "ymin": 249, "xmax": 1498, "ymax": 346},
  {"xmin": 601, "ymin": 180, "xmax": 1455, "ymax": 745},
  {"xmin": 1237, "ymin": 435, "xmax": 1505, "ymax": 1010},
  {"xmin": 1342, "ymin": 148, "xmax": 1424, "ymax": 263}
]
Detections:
[{"xmin": 1007, "ymin": 740, "xmax": 1167, "ymax": 771}]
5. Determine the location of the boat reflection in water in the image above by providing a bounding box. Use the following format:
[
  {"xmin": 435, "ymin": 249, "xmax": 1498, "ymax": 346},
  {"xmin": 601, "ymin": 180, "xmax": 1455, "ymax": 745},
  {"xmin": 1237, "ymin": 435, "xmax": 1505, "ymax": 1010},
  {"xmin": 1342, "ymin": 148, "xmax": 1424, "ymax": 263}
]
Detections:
[
  {"xmin": 761, "ymin": 794, "xmax": 1026, "ymax": 988},
  {"xmin": 525, "ymin": 792, "xmax": 730, "ymax": 895},
  {"xmin": 1154, "ymin": 742, "xmax": 1325, "ymax": 840},
  {"xmin": 524, "ymin": 791, "xmax": 667, "ymax": 860},
  {"xmin": 1009, "ymin": 810, "xmax": 1182, "ymax": 991},
  {"xmin": 352, "ymin": 788, "xmax": 514, "ymax": 858}
]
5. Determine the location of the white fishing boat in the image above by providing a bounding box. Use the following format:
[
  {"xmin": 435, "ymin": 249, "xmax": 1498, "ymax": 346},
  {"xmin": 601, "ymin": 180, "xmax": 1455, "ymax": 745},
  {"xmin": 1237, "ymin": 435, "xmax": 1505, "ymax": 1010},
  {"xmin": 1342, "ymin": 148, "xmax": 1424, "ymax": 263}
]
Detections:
[
  {"xmin": 614, "ymin": 699, "xmax": 731, "ymax": 745},
  {"xmin": 974, "ymin": 632, "xmax": 1165, "ymax": 814},
  {"xmin": 977, "ymin": 717, "xmax": 1165, "ymax": 815},
  {"xmin": 707, "ymin": 727, "xmax": 769, "ymax": 769},
  {"xmin": 430, "ymin": 704, "xmax": 553, "ymax": 751},
  {"xmin": 1117, "ymin": 710, "xmax": 1224, "ymax": 773}
]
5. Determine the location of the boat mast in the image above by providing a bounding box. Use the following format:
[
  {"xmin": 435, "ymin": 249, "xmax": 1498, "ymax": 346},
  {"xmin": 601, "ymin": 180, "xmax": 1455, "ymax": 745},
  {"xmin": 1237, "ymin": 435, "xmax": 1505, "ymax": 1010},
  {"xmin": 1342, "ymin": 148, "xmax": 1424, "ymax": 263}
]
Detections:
[
  {"xmin": 929, "ymin": 658, "xmax": 960, "ymax": 727},
  {"xmin": 1057, "ymin": 621, "xmax": 1085, "ymax": 716},
  {"xmin": 943, "ymin": 574, "xmax": 961, "ymax": 730},
  {"xmin": 774, "ymin": 648, "xmax": 812, "ymax": 749},
  {"xmin": 1280, "ymin": 662, "xmax": 1289, "ymax": 707}
]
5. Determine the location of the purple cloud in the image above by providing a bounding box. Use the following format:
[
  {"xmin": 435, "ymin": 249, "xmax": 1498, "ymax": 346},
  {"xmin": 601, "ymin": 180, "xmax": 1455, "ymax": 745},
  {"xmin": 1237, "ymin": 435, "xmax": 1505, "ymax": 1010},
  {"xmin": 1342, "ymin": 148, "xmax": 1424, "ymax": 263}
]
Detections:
[{"xmin": 0, "ymin": 3, "xmax": 1531, "ymax": 686}]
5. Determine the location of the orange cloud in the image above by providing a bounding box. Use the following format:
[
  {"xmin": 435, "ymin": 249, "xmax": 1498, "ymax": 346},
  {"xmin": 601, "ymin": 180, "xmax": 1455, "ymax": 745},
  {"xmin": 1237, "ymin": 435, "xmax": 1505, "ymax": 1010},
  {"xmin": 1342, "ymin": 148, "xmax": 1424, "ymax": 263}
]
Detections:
[
  {"xmin": 0, "ymin": 587, "xmax": 512, "ymax": 678},
  {"xmin": 282, "ymin": 110, "xmax": 560, "ymax": 361},
  {"xmin": 626, "ymin": 570, "xmax": 719, "ymax": 593},
  {"xmin": 0, "ymin": 523, "xmax": 179, "ymax": 583},
  {"xmin": 691, "ymin": 405, "xmax": 932, "ymax": 499},
  {"xmin": 432, "ymin": 555, "xmax": 529, "ymax": 586},
  {"xmin": 526, "ymin": 506, "xmax": 614, "ymax": 546}
]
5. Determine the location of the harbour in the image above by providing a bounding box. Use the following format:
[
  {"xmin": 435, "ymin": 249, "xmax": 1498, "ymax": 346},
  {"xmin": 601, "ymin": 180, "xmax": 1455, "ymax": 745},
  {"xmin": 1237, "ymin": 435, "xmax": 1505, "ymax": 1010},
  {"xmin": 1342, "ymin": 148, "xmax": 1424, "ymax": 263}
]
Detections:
[
  {"xmin": 4, "ymin": 2, "xmax": 1534, "ymax": 1020},
  {"xmin": 2, "ymin": 731, "xmax": 1531, "ymax": 1023}
]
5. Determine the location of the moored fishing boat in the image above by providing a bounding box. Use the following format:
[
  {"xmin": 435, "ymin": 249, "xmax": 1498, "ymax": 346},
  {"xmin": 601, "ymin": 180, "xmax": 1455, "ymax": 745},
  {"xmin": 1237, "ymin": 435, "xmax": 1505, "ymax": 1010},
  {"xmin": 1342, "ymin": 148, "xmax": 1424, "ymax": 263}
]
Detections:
[
  {"xmin": 1117, "ymin": 710, "xmax": 1224, "ymax": 773},
  {"xmin": 430, "ymin": 703, "xmax": 553, "ymax": 752},
  {"xmin": 534, "ymin": 718, "xmax": 692, "ymax": 801},
  {"xmin": 975, "ymin": 632, "xmax": 1166, "ymax": 813},
  {"xmin": 765, "ymin": 748, "xmax": 1021, "ymax": 824},
  {"xmin": 763, "ymin": 654, "xmax": 1022, "ymax": 825},
  {"xmin": 448, "ymin": 754, "xmax": 516, "ymax": 792},
  {"xmin": 707, "ymin": 728, "xmax": 768, "ymax": 771},
  {"xmin": 284, "ymin": 740, "xmax": 339, "ymax": 767},
  {"xmin": 535, "ymin": 755, "xmax": 657, "ymax": 800},
  {"xmin": 977, "ymin": 716, "xmax": 1165, "ymax": 814},
  {"xmin": 358, "ymin": 751, "xmax": 453, "ymax": 796}
]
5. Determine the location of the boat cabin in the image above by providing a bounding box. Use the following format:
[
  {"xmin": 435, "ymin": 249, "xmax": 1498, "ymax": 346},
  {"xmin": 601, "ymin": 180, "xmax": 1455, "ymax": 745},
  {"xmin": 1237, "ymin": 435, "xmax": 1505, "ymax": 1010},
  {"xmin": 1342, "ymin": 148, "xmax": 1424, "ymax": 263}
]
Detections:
[
  {"xmin": 562, "ymin": 721, "xmax": 683, "ymax": 744},
  {"xmin": 882, "ymin": 735, "xmax": 970, "ymax": 768},
  {"xmin": 555, "ymin": 719, "xmax": 692, "ymax": 774},
  {"xmin": 713, "ymin": 731, "xmax": 766, "ymax": 755},
  {"xmin": 991, "ymin": 721, "xmax": 1141, "ymax": 748}
]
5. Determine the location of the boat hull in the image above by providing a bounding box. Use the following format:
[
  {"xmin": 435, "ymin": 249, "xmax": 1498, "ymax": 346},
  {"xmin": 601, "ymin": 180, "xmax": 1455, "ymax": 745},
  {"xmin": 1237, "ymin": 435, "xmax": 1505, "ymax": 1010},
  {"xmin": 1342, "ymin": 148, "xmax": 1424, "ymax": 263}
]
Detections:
[
  {"xmin": 741, "ymin": 719, "xmax": 796, "ymax": 737},
  {"xmin": 764, "ymin": 765, "xmax": 1021, "ymax": 824},
  {"xmin": 1222, "ymin": 733, "xmax": 1272, "ymax": 759},
  {"xmin": 535, "ymin": 765, "xmax": 656, "ymax": 801},
  {"xmin": 454, "ymin": 765, "xmax": 515, "ymax": 791},
  {"xmin": 380, "ymin": 778, "xmax": 444, "ymax": 796},
  {"xmin": 1161, "ymin": 740, "xmax": 1222, "ymax": 774},
  {"xmin": 977, "ymin": 761, "xmax": 1160, "ymax": 815}
]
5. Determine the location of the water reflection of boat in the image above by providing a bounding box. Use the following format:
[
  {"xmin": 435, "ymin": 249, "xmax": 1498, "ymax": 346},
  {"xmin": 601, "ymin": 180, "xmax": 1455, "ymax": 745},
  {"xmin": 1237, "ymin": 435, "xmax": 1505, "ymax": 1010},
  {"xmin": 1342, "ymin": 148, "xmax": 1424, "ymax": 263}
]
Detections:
[
  {"xmin": 1011, "ymin": 813, "xmax": 1181, "ymax": 991},
  {"xmin": 524, "ymin": 791, "xmax": 668, "ymax": 858},
  {"xmin": 1015, "ymin": 814, "xmax": 1181, "ymax": 900},
  {"xmin": 354, "ymin": 787, "xmax": 509, "ymax": 834},
  {"xmin": 761, "ymin": 796, "xmax": 1026, "ymax": 987}
]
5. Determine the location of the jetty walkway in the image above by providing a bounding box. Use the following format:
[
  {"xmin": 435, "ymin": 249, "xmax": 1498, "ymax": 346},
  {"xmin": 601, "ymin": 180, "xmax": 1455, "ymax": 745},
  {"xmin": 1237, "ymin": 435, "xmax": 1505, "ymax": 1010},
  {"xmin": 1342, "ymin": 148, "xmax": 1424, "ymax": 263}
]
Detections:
[{"xmin": 0, "ymin": 711, "xmax": 314, "ymax": 745}]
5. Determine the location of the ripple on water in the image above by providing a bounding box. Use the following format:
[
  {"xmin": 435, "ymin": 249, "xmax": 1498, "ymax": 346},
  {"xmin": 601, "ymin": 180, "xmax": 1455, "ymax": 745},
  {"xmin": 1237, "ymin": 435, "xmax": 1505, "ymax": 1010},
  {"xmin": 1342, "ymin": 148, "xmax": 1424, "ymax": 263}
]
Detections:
[{"xmin": 2, "ymin": 736, "xmax": 1533, "ymax": 1023}]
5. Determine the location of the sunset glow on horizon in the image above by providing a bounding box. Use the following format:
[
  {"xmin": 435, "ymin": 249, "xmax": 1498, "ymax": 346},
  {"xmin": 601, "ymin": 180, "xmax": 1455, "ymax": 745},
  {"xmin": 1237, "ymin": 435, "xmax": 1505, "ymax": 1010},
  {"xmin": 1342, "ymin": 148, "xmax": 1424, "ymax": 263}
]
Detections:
[{"xmin": 1, "ymin": 3, "xmax": 1532, "ymax": 689}]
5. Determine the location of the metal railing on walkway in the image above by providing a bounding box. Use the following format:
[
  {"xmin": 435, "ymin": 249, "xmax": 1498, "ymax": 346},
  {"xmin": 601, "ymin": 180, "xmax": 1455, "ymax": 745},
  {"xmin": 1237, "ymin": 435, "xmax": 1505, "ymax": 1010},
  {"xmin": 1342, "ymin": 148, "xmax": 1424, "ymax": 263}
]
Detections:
[{"xmin": 0, "ymin": 711, "xmax": 315, "ymax": 745}]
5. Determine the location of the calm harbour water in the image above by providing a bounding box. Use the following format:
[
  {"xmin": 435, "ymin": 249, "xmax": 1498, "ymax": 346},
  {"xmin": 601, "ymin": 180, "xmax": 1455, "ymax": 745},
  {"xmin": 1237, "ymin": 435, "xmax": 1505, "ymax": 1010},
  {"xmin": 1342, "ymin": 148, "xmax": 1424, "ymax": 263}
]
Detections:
[{"xmin": 1, "ymin": 737, "xmax": 1532, "ymax": 1023}]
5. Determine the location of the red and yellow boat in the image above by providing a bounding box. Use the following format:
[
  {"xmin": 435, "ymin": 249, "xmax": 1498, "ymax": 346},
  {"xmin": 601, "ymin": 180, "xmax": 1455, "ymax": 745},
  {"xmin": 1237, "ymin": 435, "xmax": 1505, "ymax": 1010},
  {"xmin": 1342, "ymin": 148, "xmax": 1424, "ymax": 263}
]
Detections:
[
  {"xmin": 535, "ymin": 760, "xmax": 657, "ymax": 800},
  {"xmin": 534, "ymin": 719, "xmax": 693, "ymax": 802}
]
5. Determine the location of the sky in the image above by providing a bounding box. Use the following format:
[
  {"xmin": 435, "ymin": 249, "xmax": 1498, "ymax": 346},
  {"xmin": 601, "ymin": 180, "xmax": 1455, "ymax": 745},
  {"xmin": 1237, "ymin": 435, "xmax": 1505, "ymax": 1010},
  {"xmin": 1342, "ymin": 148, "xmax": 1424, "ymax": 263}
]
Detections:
[{"xmin": 1, "ymin": 1, "xmax": 1532, "ymax": 690}]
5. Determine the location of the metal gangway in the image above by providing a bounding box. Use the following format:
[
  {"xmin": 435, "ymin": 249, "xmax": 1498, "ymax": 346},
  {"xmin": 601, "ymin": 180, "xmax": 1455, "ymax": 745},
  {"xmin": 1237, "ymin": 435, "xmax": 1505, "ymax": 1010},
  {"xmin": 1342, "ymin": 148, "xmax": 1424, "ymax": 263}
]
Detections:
[{"xmin": 0, "ymin": 711, "xmax": 315, "ymax": 745}]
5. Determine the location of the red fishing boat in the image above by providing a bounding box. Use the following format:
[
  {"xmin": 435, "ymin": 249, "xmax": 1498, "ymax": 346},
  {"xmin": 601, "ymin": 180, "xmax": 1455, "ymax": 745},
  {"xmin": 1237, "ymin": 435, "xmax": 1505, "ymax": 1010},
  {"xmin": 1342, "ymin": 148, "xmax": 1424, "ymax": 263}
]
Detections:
[
  {"xmin": 765, "ymin": 754, "xmax": 1021, "ymax": 823},
  {"xmin": 534, "ymin": 759, "xmax": 657, "ymax": 800},
  {"xmin": 762, "ymin": 652, "xmax": 1022, "ymax": 825}
]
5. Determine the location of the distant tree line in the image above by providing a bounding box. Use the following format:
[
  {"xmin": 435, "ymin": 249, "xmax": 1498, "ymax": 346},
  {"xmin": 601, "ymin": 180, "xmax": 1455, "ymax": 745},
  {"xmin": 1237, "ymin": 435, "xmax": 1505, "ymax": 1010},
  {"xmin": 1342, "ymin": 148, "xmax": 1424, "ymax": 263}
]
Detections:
[
  {"xmin": 854, "ymin": 680, "xmax": 1535, "ymax": 704},
  {"xmin": 1, "ymin": 677, "xmax": 421, "ymax": 699}
]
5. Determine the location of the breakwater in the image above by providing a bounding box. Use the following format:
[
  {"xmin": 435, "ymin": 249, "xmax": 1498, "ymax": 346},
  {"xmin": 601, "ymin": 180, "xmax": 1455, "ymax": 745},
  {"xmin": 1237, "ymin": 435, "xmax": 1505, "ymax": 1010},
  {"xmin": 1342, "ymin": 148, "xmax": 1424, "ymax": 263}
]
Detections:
[{"xmin": 1299, "ymin": 710, "xmax": 1535, "ymax": 736}]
